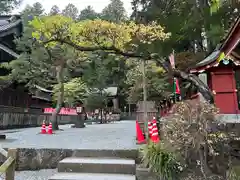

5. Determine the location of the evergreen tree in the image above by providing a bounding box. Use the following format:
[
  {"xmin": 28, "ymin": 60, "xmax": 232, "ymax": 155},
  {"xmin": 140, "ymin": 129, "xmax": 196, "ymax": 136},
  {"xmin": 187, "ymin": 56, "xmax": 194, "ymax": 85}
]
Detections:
[
  {"xmin": 78, "ymin": 6, "xmax": 99, "ymax": 20},
  {"xmin": 101, "ymin": 0, "xmax": 127, "ymax": 23},
  {"xmin": 62, "ymin": 3, "xmax": 79, "ymax": 20},
  {"xmin": 0, "ymin": 0, "xmax": 21, "ymax": 14},
  {"xmin": 49, "ymin": 5, "xmax": 60, "ymax": 15}
]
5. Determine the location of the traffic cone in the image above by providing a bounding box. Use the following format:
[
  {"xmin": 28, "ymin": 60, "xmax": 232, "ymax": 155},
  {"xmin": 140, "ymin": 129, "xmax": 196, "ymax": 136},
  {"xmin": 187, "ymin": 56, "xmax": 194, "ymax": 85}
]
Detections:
[
  {"xmin": 148, "ymin": 120, "xmax": 153, "ymax": 138},
  {"xmin": 151, "ymin": 117, "xmax": 160, "ymax": 143},
  {"xmin": 136, "ymin": 121, "xmax": 146, "ymax": 144},
  {"xmin": 47, "ymin": 122, "xmax": 53, "ymax": 134},
  {"xmin": 41, "ymin": 121, "xmax": 46, "ymax": 134}
]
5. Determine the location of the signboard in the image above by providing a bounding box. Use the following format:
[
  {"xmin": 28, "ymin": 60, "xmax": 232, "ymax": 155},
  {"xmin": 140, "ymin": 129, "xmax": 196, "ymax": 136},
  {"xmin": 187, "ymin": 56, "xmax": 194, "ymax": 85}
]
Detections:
[{"xmin": 44, "ymin": 108, "xmax": 77, "ymax": 115}]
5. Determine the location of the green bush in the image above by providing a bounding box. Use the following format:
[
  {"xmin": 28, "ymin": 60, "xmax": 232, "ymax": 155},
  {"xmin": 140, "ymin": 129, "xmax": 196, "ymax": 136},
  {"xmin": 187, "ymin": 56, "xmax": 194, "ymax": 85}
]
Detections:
[
  {"xmin": 228, "ymin": 166, "xmax": 240, "ymax": 180},
  {"xmin": 140, "ymin": 142, "xmax": 183, "ymax": 180}
]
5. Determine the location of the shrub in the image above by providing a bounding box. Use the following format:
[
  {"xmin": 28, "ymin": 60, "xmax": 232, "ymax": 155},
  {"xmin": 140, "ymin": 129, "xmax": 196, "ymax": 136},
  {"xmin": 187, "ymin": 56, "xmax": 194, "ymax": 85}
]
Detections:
[
  {"xmin": 161, "ymin": 100, "xmax": 237, "ymax": 178},
  {"xmin": 141, "ymin": 100, "xmax": 239, "ymax": 179},
  {"xmin": 140, "ymin": 142, "xmax": 183, "ymax": 180},
  {"xmin": 228, "ymin": 166, "xmax": 240, "ymax": 180}
]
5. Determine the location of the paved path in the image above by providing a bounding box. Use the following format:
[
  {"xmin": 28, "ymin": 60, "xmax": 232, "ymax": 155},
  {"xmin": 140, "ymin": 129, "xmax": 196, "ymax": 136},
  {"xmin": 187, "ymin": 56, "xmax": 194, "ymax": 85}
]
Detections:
[{"xmin": 1, "ymin": 121, "xmax": 137, "ymax": 150}]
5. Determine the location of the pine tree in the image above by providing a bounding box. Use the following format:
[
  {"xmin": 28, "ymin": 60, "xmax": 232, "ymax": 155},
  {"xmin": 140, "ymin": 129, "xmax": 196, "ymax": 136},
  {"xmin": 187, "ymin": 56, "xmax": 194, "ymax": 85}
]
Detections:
[
  {"xmin": 101, "ymin": 0, "xmax": 127, "ymax": 23},
  {"xmin": 49, "ymin": 5, "xmax": 60, "ymax": 15},
  {"xmin": 0, "ymin": 0, "xmax": 21, "ymax": 14},
  {"xmin": 62, "ymin": 3, "xmax": 79, "ymax": 20}
]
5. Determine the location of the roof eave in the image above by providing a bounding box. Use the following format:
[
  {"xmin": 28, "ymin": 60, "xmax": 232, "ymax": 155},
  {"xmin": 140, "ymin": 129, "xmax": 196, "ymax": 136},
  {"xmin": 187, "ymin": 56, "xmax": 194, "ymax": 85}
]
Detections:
[
  {"xmin": 190, "ymin": 16, "xmax": 240, "ymax": 73},
  {"xmin": 0, "ymin": 19, "xmax": 22, "ymax": 35},
  {"xmin": 190, "ymin": 50, "xmax": 220, "ymax": 72},
  {"xmin": 34, "ymin": 85, "xmax": 53, "ymax": 93},
  {"xmin": 220, "ymin": 16, "xmax": 240, "ymax": 51}
]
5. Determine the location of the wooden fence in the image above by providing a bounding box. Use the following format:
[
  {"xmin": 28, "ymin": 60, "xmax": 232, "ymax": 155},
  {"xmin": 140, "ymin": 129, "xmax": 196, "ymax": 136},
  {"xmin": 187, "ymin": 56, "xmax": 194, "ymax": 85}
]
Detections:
[{"xmin": 0, "ymin": 148, "xmax": 17, "ymax": 180}]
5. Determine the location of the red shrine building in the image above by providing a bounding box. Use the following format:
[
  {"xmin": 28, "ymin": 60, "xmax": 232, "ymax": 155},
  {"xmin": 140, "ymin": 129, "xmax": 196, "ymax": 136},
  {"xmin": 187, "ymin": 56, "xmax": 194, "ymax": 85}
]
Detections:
[{"xmin": 190, "ymin": 16, "xmax": 240, "ymax": 122}]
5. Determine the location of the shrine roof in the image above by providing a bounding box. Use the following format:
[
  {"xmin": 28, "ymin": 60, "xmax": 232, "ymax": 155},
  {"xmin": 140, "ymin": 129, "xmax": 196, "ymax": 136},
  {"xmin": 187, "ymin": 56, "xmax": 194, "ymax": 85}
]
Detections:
[
  {"xmin": 191, "ymin": 16, "xmax": 240, "ymax": 71},
  {"xmin": 195, "ymin": 49, "xmax": 220, "ymax": 68},
  {"xmin": 104, "ymin": 87, "xmax": 118, "ymax": 96},
  {"xmin": 91, "ymin": 87, "xmax": 118, "ymax": 97},
  {"xmin": 0, "ymin": 43, "xmax": 20, "ymax": 58},
  {"xmin": 0, "ymin": 15, "xmax": 22, "ymax": 34},
  {"xmin": 0, "ymin": 15, "xmax": 22, "ymax": 58}
]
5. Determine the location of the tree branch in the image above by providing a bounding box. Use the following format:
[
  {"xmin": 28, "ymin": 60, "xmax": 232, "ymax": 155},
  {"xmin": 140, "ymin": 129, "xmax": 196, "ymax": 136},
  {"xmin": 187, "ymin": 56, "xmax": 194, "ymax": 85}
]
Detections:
[
  {"xmin": 43, "ymin": 38, "xmax": 150, "ymax": 59},
  {"xmin": 43, "ymin": 38, "xmax": 214, "ymax": 103}
]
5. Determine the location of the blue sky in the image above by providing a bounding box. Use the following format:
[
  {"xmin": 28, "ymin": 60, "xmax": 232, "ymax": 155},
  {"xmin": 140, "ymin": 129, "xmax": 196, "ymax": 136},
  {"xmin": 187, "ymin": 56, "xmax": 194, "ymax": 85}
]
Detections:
[{"xmin": 13, "ymin": 0, "xmax": 133, "ymax": 15}]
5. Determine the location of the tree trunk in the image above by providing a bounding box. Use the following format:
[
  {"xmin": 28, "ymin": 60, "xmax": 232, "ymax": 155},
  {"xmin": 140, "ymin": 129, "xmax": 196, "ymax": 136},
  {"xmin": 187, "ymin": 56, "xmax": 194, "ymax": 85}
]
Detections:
[
  {"xmin": 173, "ymin": 69, "xmax": 214, "ymax": 103},
  {"xmin": 51, "ymin": 65, "xmax": 64, "ymax": 130},
  {"xmin": 142, "ymin": 60, "xmax": 148, "ymax": 138},
  {"xmin": 151, "ymin": 55, "xmax": 214, "ymax": 104},
  {"xmin": 100, "ymin": 109, "xmax": 103, "ymax": 124}
]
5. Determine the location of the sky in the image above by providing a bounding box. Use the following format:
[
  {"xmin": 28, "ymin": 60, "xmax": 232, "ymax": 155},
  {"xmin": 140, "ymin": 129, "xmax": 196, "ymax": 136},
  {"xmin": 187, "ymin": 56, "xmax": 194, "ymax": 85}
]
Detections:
[{"xmin": 12, "ymin": 0, "xmax": 133, "ymax": 15}]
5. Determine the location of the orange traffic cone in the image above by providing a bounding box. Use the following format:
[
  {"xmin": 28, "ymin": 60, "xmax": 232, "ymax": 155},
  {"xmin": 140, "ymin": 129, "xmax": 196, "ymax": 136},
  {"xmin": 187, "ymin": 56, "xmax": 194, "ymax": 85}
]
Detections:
[
  {"xmin": 136, "ymin": 121, "xmax": 146, "ymax": 144},
  {"xmin": 41, "ymin": 121, "xmax": 46, "ymax": 134},
  {"xmin": 151, "ymin": 117, "xmax": 160, "ymax": 143},
  {"xmin": 47, "ymin": 122, "xmax": 53, "ymax": 134},
  {"xmin": 148, "ymin": 121, "xmax": 153, "ymax": 138}
]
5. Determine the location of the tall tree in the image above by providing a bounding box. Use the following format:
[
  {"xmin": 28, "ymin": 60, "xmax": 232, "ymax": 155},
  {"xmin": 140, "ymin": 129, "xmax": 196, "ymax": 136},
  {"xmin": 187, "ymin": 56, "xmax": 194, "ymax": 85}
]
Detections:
[
  {"xmin": 49, "ymin": 5, "xmax": 60, "ymax": 15},
  {"xmin": 82, "ymin": 57, "xmax": 111, "ymax": 123},
  {"xmin": 23, "ymin": 15, "xmax": 170, "ymax": 130},
  {"xmin": 21, "ymin": 2, "xmax": 44, "ymax": 24},
  {"xmin": 17, "ymin": 2, "xmax": 45, "ymax": 57},
  {"xmin": 31, "ymin": 2, "xmax": 44, "ymax": 15},
  {"xmin": 53, "ymin": 78, "xmax": 87, "ymax": 107},
  {"xmin": 210, "ymin": 0, "xmax": 240, "ymax": 13},
  {"xmin": 62, "ymin": 3, "xmax": 79, "ymax": 20},
  {"xmin": 125, "ymin": 59, "xmax": 167, "ymax": 103},
  {"xmin": 78, "ymin": 6, "xmax": 99, "ymax": 20},
  {"xmin": 6, "ymin": 42, "xmax": 80, "ymax": 130},
  {"xmin": 0, "ymin": 0, "xmax": 21, "ymax": 14},
  {"xmin": 101, "ymin": 0, "xmax": 127, "ymax": 23},
  {"xmin": 18, "ymin": 1, "xmax": 45, "ymax": 55},
  {"xmin": 131, "ymin": 0, "xmax": 238, "ymax": 56}
]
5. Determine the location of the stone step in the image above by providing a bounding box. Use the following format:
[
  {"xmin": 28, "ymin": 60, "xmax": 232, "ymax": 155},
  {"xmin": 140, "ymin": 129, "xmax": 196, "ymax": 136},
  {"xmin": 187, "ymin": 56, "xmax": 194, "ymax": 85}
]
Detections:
[
  {"xmin": 49, "ymin": 172, "xmax": 136, "ymax": 180},
  {"xmin": 72, "ymin": 149, "xmax": 138, "ymax": 161},
  {"xmin": 58, "ymin": 157, "xmax": 136, "ymax": 175}
]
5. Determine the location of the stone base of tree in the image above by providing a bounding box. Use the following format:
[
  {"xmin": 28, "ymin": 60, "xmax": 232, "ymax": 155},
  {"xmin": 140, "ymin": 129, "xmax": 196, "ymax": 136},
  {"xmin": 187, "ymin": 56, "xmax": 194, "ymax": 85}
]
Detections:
[
  {"xmin": 71, "ymin": 115, "xmax": 85, "ymax": 128},
  {"xmin": 0, "ymin": 134, "xmax": 6, "ymax": 139},
  {"xmin": 71, "ymin": 124, "xmax": 85, "ymax": 128}
]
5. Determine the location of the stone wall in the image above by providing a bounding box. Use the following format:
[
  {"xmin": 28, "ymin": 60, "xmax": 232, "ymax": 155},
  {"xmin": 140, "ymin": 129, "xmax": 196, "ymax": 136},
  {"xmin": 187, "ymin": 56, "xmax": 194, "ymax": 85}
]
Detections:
[
  {"xmin": 0, "ymin": 112, "xmax": 77, "ymax": 130},
  {"xmin": 0, "ymin": 148, "xmax": 155, "ymax": 179},
  {"xmin": 0, "ymin": 148, "xmax": 139, "ymax": 170}
]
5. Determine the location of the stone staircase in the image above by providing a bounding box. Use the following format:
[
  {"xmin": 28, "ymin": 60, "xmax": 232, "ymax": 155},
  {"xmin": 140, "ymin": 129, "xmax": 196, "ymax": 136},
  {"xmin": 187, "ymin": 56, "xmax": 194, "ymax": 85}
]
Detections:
[{"xmin": 49, "ymin": 150, "xmax": 137, "ymax": 180}]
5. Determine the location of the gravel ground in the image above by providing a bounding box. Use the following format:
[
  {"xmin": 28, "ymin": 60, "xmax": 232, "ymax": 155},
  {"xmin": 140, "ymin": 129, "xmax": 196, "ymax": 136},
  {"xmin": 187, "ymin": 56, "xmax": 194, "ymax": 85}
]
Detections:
[
  {"xmin": 0, "ymin": 121, "xmax": 136, "ymax": 180},
  {"xmin": 0, "ymin": 169, "xmax": 57, "ymax": 180},
  {"xmin": 1, "ymin": 120, "xmax": 137, "ymax": 150}
]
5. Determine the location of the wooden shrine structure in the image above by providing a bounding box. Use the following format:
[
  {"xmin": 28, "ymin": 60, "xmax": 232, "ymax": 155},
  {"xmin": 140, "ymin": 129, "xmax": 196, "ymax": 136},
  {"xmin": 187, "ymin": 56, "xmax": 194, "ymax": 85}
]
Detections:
[
  {"xmin": 0, "ymin": 15, "xmax": 52, "ymax": 112},
  {"xmin": 190, "ymin": 16, "xmax": 240, "ymax": 122},
  {"xmin": 0, "ymin": 15, "xmax": 61, "ymax": 130}
]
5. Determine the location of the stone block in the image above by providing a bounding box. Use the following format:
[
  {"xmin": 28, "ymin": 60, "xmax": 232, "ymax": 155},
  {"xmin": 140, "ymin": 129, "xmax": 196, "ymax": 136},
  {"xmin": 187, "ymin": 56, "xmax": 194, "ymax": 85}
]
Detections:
[
  {"xmin": 72, "ymin": 149, "xmax": 138, "ymax": 161},
  {"xmin": 0, "ymin": 148, "xmax": 139, "ymax": 171},
  {"xmin": 58, "ymin": 157, "xmax": 136, "ymax": 175},
  {"xmin": 16, "ymin": 148, "xmax": 73, "ymax": 171},
  {"xmin": 49, "ymin": 173, "xmax": 136, "ymax": 180}
]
